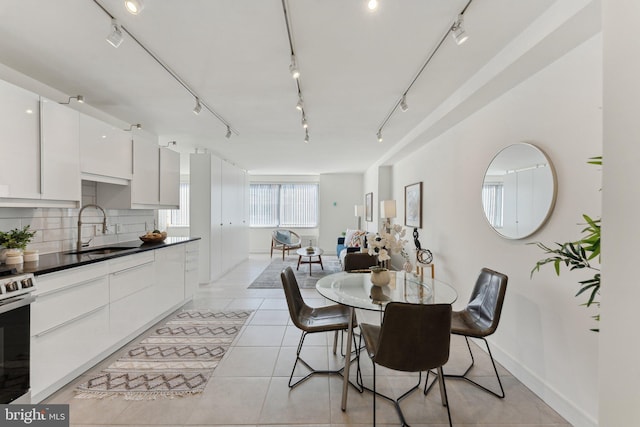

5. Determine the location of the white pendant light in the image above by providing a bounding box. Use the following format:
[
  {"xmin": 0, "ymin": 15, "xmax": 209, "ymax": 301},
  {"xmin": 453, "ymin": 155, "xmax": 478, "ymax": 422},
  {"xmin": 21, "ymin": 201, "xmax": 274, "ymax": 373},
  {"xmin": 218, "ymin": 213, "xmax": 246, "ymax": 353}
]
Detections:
[
  {"xmin": 124, "ymin": 0, "xmax": 144, "ymax": 15},
  {"xmin": 400, "ymin": 95, "xmax": 408, "ymax": 112},
  {"xmin": 193, "ymin": 98, "xmax": 202, "ymax": 115},
  {"xmin": 106, "ymin": 18, "xmax": 123, "ymax": 48},
  {"xmin": 451, "ymin": 14, "xmax": 468, "ymax": 45}
]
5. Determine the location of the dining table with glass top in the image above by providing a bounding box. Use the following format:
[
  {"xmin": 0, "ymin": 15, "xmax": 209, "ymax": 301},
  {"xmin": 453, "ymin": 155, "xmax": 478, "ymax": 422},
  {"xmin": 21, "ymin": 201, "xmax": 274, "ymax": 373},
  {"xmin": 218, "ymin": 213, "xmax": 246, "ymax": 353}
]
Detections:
[{"xmin": 315, "ymin": 269, "xmax": 458, "ymax": 411}]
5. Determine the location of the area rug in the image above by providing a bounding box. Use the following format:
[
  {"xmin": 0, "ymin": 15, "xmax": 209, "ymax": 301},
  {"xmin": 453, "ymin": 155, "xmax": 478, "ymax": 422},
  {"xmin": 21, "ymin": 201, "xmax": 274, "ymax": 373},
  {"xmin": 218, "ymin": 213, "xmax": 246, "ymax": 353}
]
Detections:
[
  {"xmin": 75, "ymin": 310, "xmax": 251, "ymax": 400},
  {"xmin": 248, "ymin": 254, "xmax": 342, "ymax": 289}
]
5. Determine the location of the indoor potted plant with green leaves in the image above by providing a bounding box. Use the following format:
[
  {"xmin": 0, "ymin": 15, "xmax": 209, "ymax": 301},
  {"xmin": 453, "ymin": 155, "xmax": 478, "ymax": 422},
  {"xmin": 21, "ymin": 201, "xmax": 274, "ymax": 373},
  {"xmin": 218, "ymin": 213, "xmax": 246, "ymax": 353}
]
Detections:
[{"xmin": 0, "ymin": 225, "xmax": 37, "ymax": 264}]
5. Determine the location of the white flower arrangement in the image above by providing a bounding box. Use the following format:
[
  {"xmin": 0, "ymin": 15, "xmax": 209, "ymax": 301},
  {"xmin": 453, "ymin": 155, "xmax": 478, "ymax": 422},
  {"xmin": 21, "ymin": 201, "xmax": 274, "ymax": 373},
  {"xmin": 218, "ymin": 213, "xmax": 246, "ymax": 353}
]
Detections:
[{"xmin": 366, "ymin": 224, "xmax": 409, "ymax": 262}]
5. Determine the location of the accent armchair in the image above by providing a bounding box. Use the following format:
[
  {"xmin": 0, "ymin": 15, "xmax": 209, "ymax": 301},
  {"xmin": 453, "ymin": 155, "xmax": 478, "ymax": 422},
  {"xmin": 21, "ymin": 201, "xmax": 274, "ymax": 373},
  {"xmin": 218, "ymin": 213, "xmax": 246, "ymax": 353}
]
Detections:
[{"xmin": 271, "ymin": 229, "xmax": 302, "ymax": 260}]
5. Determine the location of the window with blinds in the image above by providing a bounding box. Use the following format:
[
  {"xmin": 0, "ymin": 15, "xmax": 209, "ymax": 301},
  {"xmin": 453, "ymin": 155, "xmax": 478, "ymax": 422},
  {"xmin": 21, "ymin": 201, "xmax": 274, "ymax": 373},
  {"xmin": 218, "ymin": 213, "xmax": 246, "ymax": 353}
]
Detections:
[
  {"xmin": 158, "ymin": 183, "xmax": 190, "ymax": 228},
  {"xmin": 250, "ymin": 183, "xmax": 318, "ymax": 228},
  {"xmin": 482, "ymin": 182, "xmax": 503, "ymax": 228}
]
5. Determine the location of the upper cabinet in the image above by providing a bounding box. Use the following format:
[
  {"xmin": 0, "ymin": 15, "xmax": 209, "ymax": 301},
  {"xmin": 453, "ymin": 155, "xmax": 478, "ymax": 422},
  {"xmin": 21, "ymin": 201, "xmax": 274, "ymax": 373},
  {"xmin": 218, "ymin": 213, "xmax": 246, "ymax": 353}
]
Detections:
[
  {"xmin": 97, "ymin": 136, "xmax": 180, "ymax": 210},
  {"xmin": 131, "ymin": 135, "xmax": 160, "ymax": 206},
  {"xmin": 159, "ymin": 148, "xmax": 180, "ymax": 206},
  {"xmin": 79, "ymin": 113, "xmax": 132, "ymax": 184},
  {"xmin": 0, "ymin": 79, "xmax": 42, "ymax": 200},
  {"xmin": 40, "ymin": 99, "xmax": 81, "ymax": 202},
  {"xmin": 0, "ymin": 79, "xmax": 80, "ymax": 207}
]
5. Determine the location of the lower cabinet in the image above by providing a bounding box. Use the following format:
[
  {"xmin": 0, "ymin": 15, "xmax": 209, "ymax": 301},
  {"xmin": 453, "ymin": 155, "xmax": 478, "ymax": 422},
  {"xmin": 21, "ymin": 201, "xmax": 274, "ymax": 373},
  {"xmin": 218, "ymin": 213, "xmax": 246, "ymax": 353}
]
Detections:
[
  {"xmin": 108, "ymin": 252, "xmax": 156, "ymax": 342},
  {"xmin": 184, "ymin": 241, "xmax": 199, "ymax": 298},
  {"xmin": 30, "ymin": 243, "xmax": 196, "ymax": 402},
  {"xmin": 30, "ymin": 264, "xmax": 110, "ymax": 400}
]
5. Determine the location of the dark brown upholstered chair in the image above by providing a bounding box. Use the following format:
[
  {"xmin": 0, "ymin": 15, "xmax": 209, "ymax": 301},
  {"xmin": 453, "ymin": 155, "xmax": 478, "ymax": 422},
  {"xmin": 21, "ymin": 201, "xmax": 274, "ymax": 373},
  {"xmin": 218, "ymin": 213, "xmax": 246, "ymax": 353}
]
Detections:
[
  {"xmin": 280, "ymin": 266, "xmax": 356, "ymax": 388},
  {"xmin": 360, "ymin": 302, "xmax": 453, "ymax": 426},
  {"xmin": 446, "ymin": 267, "xmax": 508, "ymax": 398},
  {"xmin": 271, "ymin": 229, "xmax": 302, "ymax": 260},
  {"xmin": 343, "ymin": 252, "xmax": 378, "ymax": 271}
]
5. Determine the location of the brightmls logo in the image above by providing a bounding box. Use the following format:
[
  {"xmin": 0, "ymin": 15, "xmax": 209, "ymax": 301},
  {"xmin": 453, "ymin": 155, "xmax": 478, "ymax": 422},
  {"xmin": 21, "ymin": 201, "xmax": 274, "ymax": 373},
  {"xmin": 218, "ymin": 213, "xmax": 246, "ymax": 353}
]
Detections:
[{"xmin": 0, "ymin": 405, "xmax": 68, "ymax": 426}]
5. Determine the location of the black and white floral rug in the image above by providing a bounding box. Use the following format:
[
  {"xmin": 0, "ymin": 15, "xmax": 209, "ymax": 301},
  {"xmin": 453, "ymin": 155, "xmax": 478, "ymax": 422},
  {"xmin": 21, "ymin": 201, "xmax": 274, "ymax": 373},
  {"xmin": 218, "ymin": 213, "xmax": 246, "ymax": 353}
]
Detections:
[{"xmin": 75, "ymin": 310, "xmax": 251, "ymax": 400}]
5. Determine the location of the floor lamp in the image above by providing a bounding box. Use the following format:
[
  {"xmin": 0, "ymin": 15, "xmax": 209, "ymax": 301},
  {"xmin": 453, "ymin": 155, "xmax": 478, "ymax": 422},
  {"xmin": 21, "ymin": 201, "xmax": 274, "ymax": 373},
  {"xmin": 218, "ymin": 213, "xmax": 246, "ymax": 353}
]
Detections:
[
  {"xmin": 355, "ymin": 205, "xmax": 364, "ymax": 230},
  {"xmin": 380, "ymin": 200, "xmax": 396, "ymax": 234}
]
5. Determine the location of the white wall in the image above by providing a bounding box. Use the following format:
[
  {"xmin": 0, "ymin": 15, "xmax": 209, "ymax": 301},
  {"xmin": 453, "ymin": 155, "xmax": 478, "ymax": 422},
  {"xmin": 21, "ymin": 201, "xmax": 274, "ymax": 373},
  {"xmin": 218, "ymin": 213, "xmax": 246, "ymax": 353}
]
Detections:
[
  {"xmin": 599, "ymin": 0, "xmax": 640, "ymax": 425},
  {"xmin": 319, "ymin": 174, "xmax": 363, "ymax": 254},
  {"xmin": 382, "ymin": 35, "xmax": 602, "ymax": 426}
]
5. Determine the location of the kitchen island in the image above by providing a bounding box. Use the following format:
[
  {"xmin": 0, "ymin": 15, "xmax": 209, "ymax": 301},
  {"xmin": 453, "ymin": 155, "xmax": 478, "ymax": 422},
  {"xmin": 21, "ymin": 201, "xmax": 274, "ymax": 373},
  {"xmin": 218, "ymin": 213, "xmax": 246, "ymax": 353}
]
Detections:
[{"xmin": 26, "ymin": 237, "xmax": 200, "ymax": 402}]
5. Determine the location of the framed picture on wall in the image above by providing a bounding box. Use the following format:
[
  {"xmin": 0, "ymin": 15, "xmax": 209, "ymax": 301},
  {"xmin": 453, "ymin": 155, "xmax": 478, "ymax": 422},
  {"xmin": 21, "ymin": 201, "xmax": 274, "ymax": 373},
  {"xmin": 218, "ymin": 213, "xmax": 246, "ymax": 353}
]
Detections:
[
  {"xmin": 405, "ymin": 182, "xmax": 422, "ymax": 228},
  {"xmin": 365, "ymin": 192, "xmax": 373, "ymax": 222}
]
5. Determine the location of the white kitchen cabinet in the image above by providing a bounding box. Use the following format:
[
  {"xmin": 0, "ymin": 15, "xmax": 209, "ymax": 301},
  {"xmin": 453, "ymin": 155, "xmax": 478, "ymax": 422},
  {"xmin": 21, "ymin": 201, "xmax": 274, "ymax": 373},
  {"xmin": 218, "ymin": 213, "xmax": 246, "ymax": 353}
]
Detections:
[
  {"xmin": 108, "ymin": 251, "xmax": 156, "ymax": 341},
  {"xmin": 184, "ymin": 240, "xmax": 199, "ymax": 298},
  {"xmin": 30, "ymin": 263, "xmax": 110, "ymax": 401},
  {"xmin": 131, "ymin": 136, "xmax": 160, "ymax": 206},
  {"xmin": 155, "ymin": 245, "xmax": 185, "ymax": 312},
  {"xmin": 40, "ymin": 99, "xmax": 81, "ymax": 203},
  {"xmin": 79, "ymin": 113, "xmax": 132, "ymax": 184},
  {"xmin": 0, "ymin": 79, "xmax": 41, "ymax": 200},
  {"xmin": 96, "ymin": 137, "xmax": 179, "ymax": 209},
  {"xmin": 190, "ymin": 153, "xmax": 247, "ymax": 283},
  {"xmin": 159, "ymin": 147, "xmax": 180, "ymax": 206}
]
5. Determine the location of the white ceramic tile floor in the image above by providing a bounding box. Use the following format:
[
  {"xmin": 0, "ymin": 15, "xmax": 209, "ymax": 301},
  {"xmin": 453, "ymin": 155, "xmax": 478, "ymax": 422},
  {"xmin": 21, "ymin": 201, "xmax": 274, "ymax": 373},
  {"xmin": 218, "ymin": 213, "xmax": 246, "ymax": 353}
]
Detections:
[{"xmin": 45, "ymin": 254, "xmax": 571, "ymax": 426}]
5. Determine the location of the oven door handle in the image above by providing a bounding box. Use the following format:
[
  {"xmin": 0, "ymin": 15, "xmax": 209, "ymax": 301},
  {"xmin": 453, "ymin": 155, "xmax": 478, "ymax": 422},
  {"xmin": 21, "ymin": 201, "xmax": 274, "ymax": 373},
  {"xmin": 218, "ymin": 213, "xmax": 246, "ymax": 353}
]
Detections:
[{"xmin": 0, "ymin": 295, "xmax": 36, "ymax": 315}]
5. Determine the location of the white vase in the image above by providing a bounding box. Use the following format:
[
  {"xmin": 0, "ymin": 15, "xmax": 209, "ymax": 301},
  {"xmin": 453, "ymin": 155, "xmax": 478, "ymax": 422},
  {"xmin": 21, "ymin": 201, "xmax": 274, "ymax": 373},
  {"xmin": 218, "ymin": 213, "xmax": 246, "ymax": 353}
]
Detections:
[{"xmin": 370, "ymin": 268, "xmax": 390, "ymax": 287}]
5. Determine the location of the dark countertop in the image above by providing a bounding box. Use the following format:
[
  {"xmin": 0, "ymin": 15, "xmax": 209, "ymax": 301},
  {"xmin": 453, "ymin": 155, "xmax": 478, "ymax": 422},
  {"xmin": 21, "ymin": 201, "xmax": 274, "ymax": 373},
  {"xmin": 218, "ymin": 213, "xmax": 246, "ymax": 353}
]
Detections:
[{"xmin": 14, "ymin": 236, "xmax": 201, "ymax": 276}]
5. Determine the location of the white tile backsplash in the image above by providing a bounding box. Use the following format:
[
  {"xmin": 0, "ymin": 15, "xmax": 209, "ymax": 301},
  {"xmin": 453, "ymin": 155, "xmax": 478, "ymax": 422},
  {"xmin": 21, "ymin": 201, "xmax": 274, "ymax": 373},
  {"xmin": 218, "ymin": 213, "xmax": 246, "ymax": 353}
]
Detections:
[{"xmin": 0, "ymin": 182, "xmax": 155, "ymax": 255}]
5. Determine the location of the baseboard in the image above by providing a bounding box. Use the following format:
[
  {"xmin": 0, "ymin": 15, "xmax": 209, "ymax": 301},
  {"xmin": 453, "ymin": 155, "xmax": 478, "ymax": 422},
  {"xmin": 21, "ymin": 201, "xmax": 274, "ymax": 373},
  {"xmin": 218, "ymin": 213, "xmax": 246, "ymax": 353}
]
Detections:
[{"xmin": 488, "ymin": 339, "xmax": 597, "ymax": 427}]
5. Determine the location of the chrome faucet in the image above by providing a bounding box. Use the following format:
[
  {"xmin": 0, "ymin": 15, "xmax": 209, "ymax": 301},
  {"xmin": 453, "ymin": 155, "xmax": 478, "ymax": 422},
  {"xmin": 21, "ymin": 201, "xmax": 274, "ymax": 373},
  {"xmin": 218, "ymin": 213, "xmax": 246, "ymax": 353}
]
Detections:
[{"xmin": 77, "ymin": 204, "xmax": 107, "ymax": 251}]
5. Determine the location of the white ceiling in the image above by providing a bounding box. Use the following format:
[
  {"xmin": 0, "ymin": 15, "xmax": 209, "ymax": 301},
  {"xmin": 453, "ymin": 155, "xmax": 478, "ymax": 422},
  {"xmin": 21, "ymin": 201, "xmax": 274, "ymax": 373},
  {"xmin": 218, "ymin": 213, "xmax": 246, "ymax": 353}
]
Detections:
[{"xmin": 0, "ymin": 0, "xmax": 588, "ymax": 175}]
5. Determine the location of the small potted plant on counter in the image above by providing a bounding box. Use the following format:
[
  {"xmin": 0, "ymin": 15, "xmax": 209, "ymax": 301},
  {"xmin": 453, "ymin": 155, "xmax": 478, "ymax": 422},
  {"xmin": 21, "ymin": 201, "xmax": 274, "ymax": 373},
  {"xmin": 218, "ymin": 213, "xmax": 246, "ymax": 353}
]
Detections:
[{"xmin": 0, "ymin": 225, "xmax": 37, "ymax": 264}]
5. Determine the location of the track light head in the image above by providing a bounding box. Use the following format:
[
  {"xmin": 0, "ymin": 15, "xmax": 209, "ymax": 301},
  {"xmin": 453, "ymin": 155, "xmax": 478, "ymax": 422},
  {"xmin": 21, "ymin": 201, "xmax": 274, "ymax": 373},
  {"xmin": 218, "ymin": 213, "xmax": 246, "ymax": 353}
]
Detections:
[
  {"xmin": 59, "ymin": 95, "xmax": 84, "ymax": 105},
  {"xmin": 225, "ymin": 126, "xmax": 232, "ymax": 139},
  {"xmin": 400, "ymin": 95, "xmax": 408, "ymax": 112},
  {"xmin": 302, "ymin": 116, "xmax": 308, "ymax": 129},
  {"xmin": 304, "ymin": 130, "xmax": 309, "ymax": 143},
  {"xmin": 193, "ymin": 98, "xmax": 202, "ymax": 115},
  {"xmin": 289, "ymin": 55, "xmax": 300, "ymax": 79},
  {"xmin": 296, "ymin": 96, "xmax": 303, "ymax": 111},
  {"xmin": 124, "ymin": 0, "xmax": 144, "ymax": 15},
  {"xmin": 377, "ymin": 130, "xmax": 383, "ymax": 143},
  {"xmin": 451, "ymin": 14, "xmax": 468, "ymax": 45},
  {"xmin": 106, "ymin": 18, "xmax": 124, "ymax": 48}
]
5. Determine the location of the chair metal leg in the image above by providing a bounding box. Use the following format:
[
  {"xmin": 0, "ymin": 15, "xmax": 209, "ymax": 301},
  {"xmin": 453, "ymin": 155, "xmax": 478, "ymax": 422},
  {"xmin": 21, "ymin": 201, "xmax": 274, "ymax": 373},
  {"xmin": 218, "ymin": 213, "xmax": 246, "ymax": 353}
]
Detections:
[
  {"xmin": 289, "ymin": 330, "xmax": 361, "ymax": 390},
  {"xmin": 437, "ymin": 367, "xmax": 453, "ymax": 427},
  {"xmin": 444, "ymin": 335, "xmax": 505, "ymax": 398}
]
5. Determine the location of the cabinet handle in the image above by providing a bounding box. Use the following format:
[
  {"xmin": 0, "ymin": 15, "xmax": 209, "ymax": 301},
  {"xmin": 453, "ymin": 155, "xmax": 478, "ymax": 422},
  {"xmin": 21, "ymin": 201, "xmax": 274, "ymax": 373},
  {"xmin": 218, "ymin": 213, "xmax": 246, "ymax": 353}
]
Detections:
[
  {"xmin": 34, "ymin": 305, "xmax": 106, "ymax": 338},
  {"xmin": 39, "ymin": 99, "xmax": 44, "ymax": 195},
  {"xmin": 37, "ymin": 276, "xmax": 106, "ymax": 298},
  {"xmin": 110, "ymin": 261, "xmax": 154, "ymax": 276}
]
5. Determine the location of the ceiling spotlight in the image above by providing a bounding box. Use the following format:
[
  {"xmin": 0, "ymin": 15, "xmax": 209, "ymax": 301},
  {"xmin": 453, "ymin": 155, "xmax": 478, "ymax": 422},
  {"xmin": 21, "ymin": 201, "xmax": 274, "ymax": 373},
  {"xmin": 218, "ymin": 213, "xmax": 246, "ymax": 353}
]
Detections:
[
  {"xmin": 59, "ymin": 95, "xmax": 84, "ymax": 105},
  {"xmin": 301, "ymin": 116, "xmax": 308, "ymax": 129},
  {"xmin": 304, "ymin": 130, "xmax": 309, "ymax": 144},
  {"xmin": 106, "ymin": 18, "xmax": 124, "ymax": 48},
  {"xmin": 377, "ymin": 130, "xmax": 383, "ymax": 143},
  {"xmin": 193, "ymin": 98, "xmax": 202, "ymax": 115},
  {"xmin": 225, "ymin": 126, "xmax": 232, "ymax": 139},
  {"xmin": 367, "ymin": 0, "xmax": 379, "ymax": 11},
  {"xmin": 296, "ymin": 96, "xmax": 303, "ymax": 111},
  {"xmin": 451, "ymin": 14, "xmax": 468, "ymax": 45},
  {"xmin": 289, "ymin": 55, "xmax": 300, "ymax": 79},
  {"xmin": 124, "ymin": 0, "xmax": 144, "ymax": 15},
  {"xmin": 400, "ymin": 95, "xmax": 408, "ymax": 112}
]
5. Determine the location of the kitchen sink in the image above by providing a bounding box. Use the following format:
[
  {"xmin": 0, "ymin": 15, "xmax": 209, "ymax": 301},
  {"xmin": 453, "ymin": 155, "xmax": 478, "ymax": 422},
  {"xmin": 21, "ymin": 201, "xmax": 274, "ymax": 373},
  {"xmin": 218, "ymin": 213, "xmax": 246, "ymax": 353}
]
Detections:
[{"xmin": 65, "ymin": 246, "xmax": 138, "ymax": 256}]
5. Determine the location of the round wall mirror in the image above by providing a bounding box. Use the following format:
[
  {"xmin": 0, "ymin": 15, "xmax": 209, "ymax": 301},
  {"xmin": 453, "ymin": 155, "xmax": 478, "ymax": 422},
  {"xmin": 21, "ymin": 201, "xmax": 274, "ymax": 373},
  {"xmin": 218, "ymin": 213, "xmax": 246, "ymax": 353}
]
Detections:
[{"xmin": 482, "ymin": 143, "xmax": 557, "ymax": 239}]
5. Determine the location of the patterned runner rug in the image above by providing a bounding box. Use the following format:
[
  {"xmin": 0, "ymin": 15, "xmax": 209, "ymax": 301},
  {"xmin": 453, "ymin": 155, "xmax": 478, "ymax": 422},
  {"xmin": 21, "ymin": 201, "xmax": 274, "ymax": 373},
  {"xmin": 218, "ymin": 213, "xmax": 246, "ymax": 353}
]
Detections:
[
  {"xmin": 75, "ymin": 310, "xmax": 251, "ymax": 400},
  {"xmin": 248, "ymin": 255, "xmax": 342, "ymax": 289}
]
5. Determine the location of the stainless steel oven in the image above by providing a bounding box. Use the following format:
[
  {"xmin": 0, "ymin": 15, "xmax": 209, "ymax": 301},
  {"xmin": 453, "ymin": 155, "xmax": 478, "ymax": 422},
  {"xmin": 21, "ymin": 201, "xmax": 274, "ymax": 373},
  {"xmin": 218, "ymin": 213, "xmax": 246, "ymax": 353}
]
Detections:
[{"xmin": 0, "ymin": 272, "xmax": 36, "ymax": 404}]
